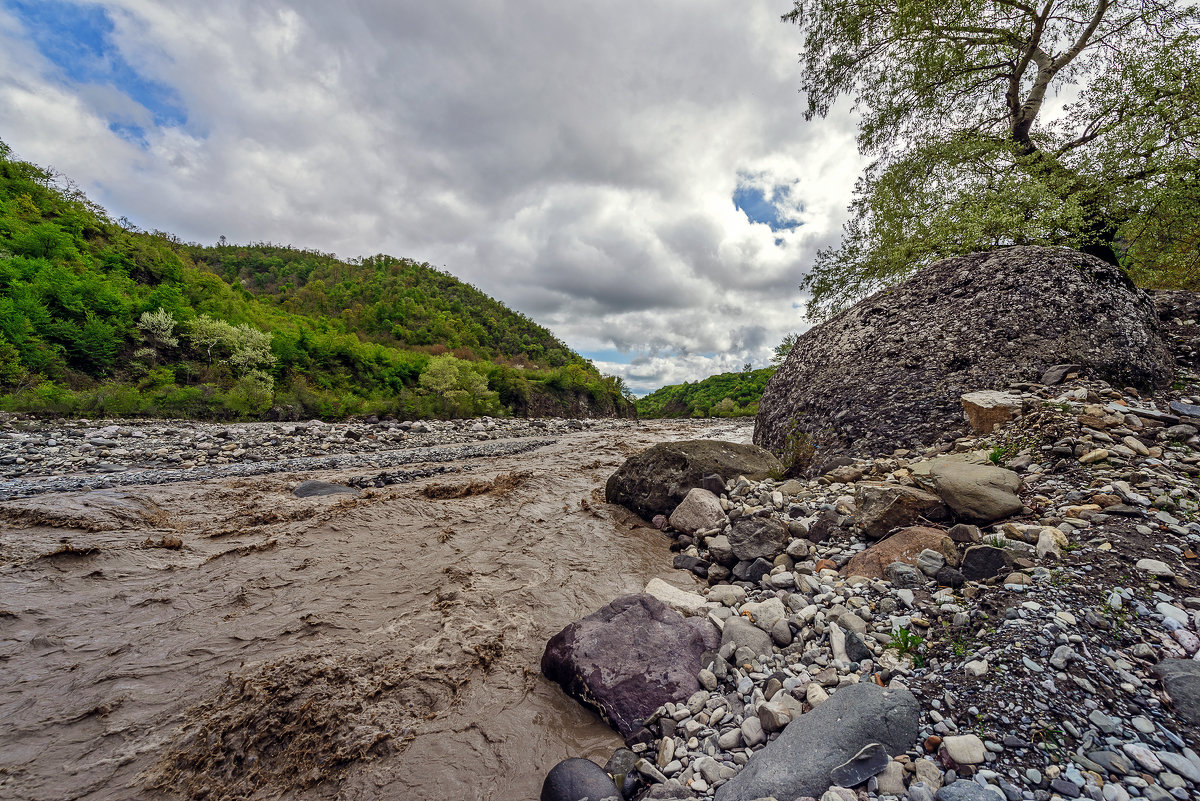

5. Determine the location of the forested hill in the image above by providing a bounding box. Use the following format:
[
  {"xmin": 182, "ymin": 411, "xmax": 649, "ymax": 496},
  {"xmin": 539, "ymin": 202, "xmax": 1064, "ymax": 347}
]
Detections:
[
  {"xmin": 635, "ymin": 368, "xmax": 773, "ymax": 418},
  {"xmin": 0, "ymin": 142, "xmax": 632, "ymax": 420},
  {"xmin": 187, "ymin": 245, "xmax": 578, "ymax": 368}
]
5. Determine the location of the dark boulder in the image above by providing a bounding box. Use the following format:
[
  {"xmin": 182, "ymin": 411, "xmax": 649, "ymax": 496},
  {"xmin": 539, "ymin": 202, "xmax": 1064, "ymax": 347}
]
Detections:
[
  {"xmin": 960, "ymin": 545, "xmax": 1012, "ymax": 581},
  {"xmin": 714, "ymin": 682, "xmax": 920, "ymax": 801},
  {"xmin": 293, "ymin": 480, "xmax": 360, "ymax": 498},
  {"xmin": 541, "ymin": 594, "xmax": 720, "ymax": 739},
  {"xmin": 731, "ymin": 557, "xmax": 773, "ymax": 584},
  {"xmin": 540, "ymin": 758, "xmax": 619, "ymax": 801},
  {"xmin": 605, "ymin": 440, "xmax": 782, "ymax": 519},
  {"xmin": 755, "ymin": 247, "xmax": 1173, "ymax": 461}
]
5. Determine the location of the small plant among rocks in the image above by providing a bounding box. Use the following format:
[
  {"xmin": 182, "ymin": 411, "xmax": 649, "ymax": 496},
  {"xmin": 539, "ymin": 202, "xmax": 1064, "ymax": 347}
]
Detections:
[{"xmin": 888, "ymin": 625, "xmax": 926, "ymax": 666}]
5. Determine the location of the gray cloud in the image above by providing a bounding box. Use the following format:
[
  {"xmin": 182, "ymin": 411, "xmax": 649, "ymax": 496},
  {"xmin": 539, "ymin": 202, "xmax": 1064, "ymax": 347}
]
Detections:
[{"xmin": 0, "ymin": 0, "xmax": 868, "ymax": 391}]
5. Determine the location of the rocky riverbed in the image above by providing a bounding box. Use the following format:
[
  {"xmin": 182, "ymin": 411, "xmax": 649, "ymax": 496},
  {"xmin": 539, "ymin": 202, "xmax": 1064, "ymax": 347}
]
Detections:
[
  {"xmin": 0, "ymin": 417, "xmax": 750, "ymax": 801},
  {"xmin": 542, "ymin": 371, "xmax": 1200, "ymax": 801}
]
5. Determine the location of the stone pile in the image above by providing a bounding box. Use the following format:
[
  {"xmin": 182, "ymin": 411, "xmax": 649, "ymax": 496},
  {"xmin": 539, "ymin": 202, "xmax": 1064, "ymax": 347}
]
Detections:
[{"xmin": 546, "ymin": 369, "xmax": 1200, "ymax": 801}]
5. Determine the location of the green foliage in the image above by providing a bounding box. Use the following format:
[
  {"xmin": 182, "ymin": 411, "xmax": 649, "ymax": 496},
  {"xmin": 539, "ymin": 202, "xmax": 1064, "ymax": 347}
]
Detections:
[
  {"xmin": 779, "ymin": 423, "xmax": 817, "ymax": 479},
  {"xmin": 785, "ymin": 0, "xmax": 1200, "ymax": 319},
  {"xmin": 771, "ymin": 332, "xmax": 799, "ymax": 366},
  {"xmin": 888, "ymin": 625, "xmax": 926, "ymax": 666},
  {"xmin": 636, "ymin": 368, "xmax": 773, "ymax": 418},
  {"xmin": 185, "ymin": 248, "xmax": 585, "ymax": 369},
  {"xmin": 224, "ymin": 370, "xmax": 275, "ymax": 417},
  {"xmin": 0, "ymin": 142, "xmax": 629, "ymax": 421},
  {"xmin": 418, "ymin": 355, "xmax": 500, "ymax": 418}
]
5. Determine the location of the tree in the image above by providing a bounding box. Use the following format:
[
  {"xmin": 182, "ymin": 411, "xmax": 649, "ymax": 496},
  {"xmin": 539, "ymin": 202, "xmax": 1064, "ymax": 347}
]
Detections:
[
  {"xmin": 226, "ymin": 323, "xmax": 276, "ymax": 376},
  {"xmin": 772, "ymin": 332, "xmax": 800, "ymax": 365},
  {"xmin": 187, "ymin": 314, "xmax": 235, "ymax": 366},
  {"xmin": 786, "ymin": 0, "xmax": 1200, "ymax": 318},
  {"xmin": 418, "ymin": 355, "xmax": 499, "ymax": 417},
  {"xmin": 136, "ymin": 307, "xmax": 178, "ymax": 366}
]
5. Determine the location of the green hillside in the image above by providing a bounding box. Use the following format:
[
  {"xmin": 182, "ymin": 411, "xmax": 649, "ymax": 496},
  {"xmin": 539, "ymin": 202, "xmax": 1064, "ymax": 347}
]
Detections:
[
  {"xmin": 186, "ymin": 245, "xmax": 579, "ymax": 368},
  {"xmin": 0, "ymin": 140, "xmax": 632, "ymax": 420},
  {"xmin": 636, "ymin": 368, "xmax": 774, "ymax": 418}
]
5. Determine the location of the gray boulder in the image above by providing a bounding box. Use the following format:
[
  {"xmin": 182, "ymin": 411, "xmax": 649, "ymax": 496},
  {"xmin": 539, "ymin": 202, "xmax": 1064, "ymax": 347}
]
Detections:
[
  {"xmin": 1153, "ymin": 659, "xmax": 1200, "ymax": 725},
  {"xmin": 714, "ymin": 683, "xmax": 921, "ymax": 801},
  {"xmin": 606, "ymin": 440, "xmax": 782, "ymax": 519},
  {"xmin": 729, "ymin": 517, "xmax": 789, "ymax": 561},
  {"xmin": 935, "ymin": 782, "xmax": 1002, "ymax": 801},
  {"xmin": 912, "ymin": 457, "xmax": 1023, "ymax": 523},
  {"xmin": 668, "ymin": 487, "xmax": 727, "ymax": 534},
  {"xmin": 754, "ymin": 247, "xmax": 1173, "ymax": 460},
  {"xmin": 541, "ymin": 594, "xmax": 720, "ymax": 739}
]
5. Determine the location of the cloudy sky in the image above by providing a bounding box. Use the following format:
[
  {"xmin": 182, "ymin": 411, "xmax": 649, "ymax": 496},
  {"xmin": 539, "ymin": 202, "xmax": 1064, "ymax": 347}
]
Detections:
[{"xmin": 0, "ymin": 0, "xmax": 863, "ymax": 393}]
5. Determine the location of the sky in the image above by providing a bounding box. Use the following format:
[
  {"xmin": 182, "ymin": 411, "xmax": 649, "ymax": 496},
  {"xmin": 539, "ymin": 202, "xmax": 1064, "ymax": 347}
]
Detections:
[{"xmin": 0, "ymin": 0, "xmax": 864, "ymax": 394}]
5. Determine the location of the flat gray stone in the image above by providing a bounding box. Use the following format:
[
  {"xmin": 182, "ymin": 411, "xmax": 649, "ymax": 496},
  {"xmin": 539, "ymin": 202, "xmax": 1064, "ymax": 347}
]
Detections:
[{"xmin": 714, "ymin": 683, "xmax": 920, "ymax": 801}]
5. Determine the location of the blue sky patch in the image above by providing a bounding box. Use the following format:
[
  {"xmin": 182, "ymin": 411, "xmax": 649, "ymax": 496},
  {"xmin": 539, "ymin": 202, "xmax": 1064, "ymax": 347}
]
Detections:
[
  {"xmin": 732, "ymin": 177, "xmax": 803, "ymax": 233},
  {"xmin": 580, "ymin": 348, "xmax": 630, "ymax": 364},
  {"xmin": 6, "ymin": 0, "xmax": 186, "ymax": 130}
]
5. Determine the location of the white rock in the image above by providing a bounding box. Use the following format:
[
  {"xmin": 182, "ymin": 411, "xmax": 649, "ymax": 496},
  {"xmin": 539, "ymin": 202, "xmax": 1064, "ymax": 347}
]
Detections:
[
  {"xmin": 741, "ymin": 597, "xmax": 787, "ymax": 632},
  {"xmin": 940, "ymin": 734, "xmax": 986, "ymax": 765},
  {"xmin": 1122, "ymin": 742, "xmax": 1163, "ymax": 772},
  {"xmin": 1156, "ymin": 602, "xmax": 1190, "ymax": 626},
  {"xmin": 964, "ymin": 660, "xmax": 989, "ymax": 677},
  {"xmin": 643, "ymin": 578, "xmax": 707, "ymax": 617},
  {"xmin": 830, "ymin": 622, "xmax": 848, "ymax": 662}
]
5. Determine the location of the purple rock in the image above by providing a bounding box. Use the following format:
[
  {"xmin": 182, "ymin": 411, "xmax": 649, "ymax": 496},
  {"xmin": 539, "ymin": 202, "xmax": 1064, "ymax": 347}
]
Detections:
[{"xmin": 541, "ymin": 594, "xmax": 720, "ymax": 739}]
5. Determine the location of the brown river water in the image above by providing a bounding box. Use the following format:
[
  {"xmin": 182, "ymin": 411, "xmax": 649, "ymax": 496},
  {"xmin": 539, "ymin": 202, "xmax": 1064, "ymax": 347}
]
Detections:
[{"xmin": 0, "ymin": 419, "xmax": 750, "ymax": 801}]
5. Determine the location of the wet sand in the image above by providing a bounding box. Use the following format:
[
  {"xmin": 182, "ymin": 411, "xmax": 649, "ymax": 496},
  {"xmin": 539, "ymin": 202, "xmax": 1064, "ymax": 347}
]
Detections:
[{"xmin": 0, "ymin": 419, "xmax": 750, "ymax": 801}]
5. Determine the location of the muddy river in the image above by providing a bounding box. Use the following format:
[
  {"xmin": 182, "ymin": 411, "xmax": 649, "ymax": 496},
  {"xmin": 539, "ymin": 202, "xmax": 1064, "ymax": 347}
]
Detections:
[{"xmin": 0, "ymin": 419, "xmax": 749, "ymax": 801}]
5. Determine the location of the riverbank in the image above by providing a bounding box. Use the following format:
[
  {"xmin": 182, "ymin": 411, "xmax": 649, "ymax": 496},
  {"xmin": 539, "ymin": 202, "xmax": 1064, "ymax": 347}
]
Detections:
[{"xmin": 552, "ymin": 374, "xmax": 1200, "ymax": 801}]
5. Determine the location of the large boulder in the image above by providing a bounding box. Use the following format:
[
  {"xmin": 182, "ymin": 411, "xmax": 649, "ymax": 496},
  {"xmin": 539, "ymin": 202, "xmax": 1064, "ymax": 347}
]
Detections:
[
  {"xmin": 755, "ymin": 247, "xmax": 1173, "ymax": 460},
  {"xmin": 714, "ymin": 683, "xmax": 921, "ymax": 801},
  {"xmin": 541, "ymin": 594, "xmax": 720, "ymax": 739},
  {"xmin": 912, "ymin": 456, "xmax": 1024, "ymax": 524},
  {"xmin": 855, "ymin": 483, "xmax": 947, "ymax": 539},
  {"xmin": 606, "ymin": 440, "xmax": 782, "ymax": 519}
]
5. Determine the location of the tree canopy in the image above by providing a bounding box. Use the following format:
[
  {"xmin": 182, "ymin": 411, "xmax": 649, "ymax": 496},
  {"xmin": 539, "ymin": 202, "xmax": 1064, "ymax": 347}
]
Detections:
[{"xmin": 786, "ymin": 0, "xmax": 1200, "ymax": 318}]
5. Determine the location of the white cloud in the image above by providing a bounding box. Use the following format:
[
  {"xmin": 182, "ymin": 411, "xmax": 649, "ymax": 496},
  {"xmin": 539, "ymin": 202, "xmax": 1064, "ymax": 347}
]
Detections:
[{"xmin": 0, "ymin": 0, "xmax": 867, "ymax": 391}]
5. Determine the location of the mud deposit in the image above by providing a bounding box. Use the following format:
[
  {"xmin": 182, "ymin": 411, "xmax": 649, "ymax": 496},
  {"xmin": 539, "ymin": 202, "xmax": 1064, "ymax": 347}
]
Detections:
[{"xmin": 0, "ymin": 420, "xmax": 749, "ymax": 801}]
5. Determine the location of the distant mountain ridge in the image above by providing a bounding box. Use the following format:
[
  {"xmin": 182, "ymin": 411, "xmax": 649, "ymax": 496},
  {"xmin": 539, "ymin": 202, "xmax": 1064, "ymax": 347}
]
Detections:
[{"xmin": 0, "ymin": 140, "xmax": 632, "ymax": 420}]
